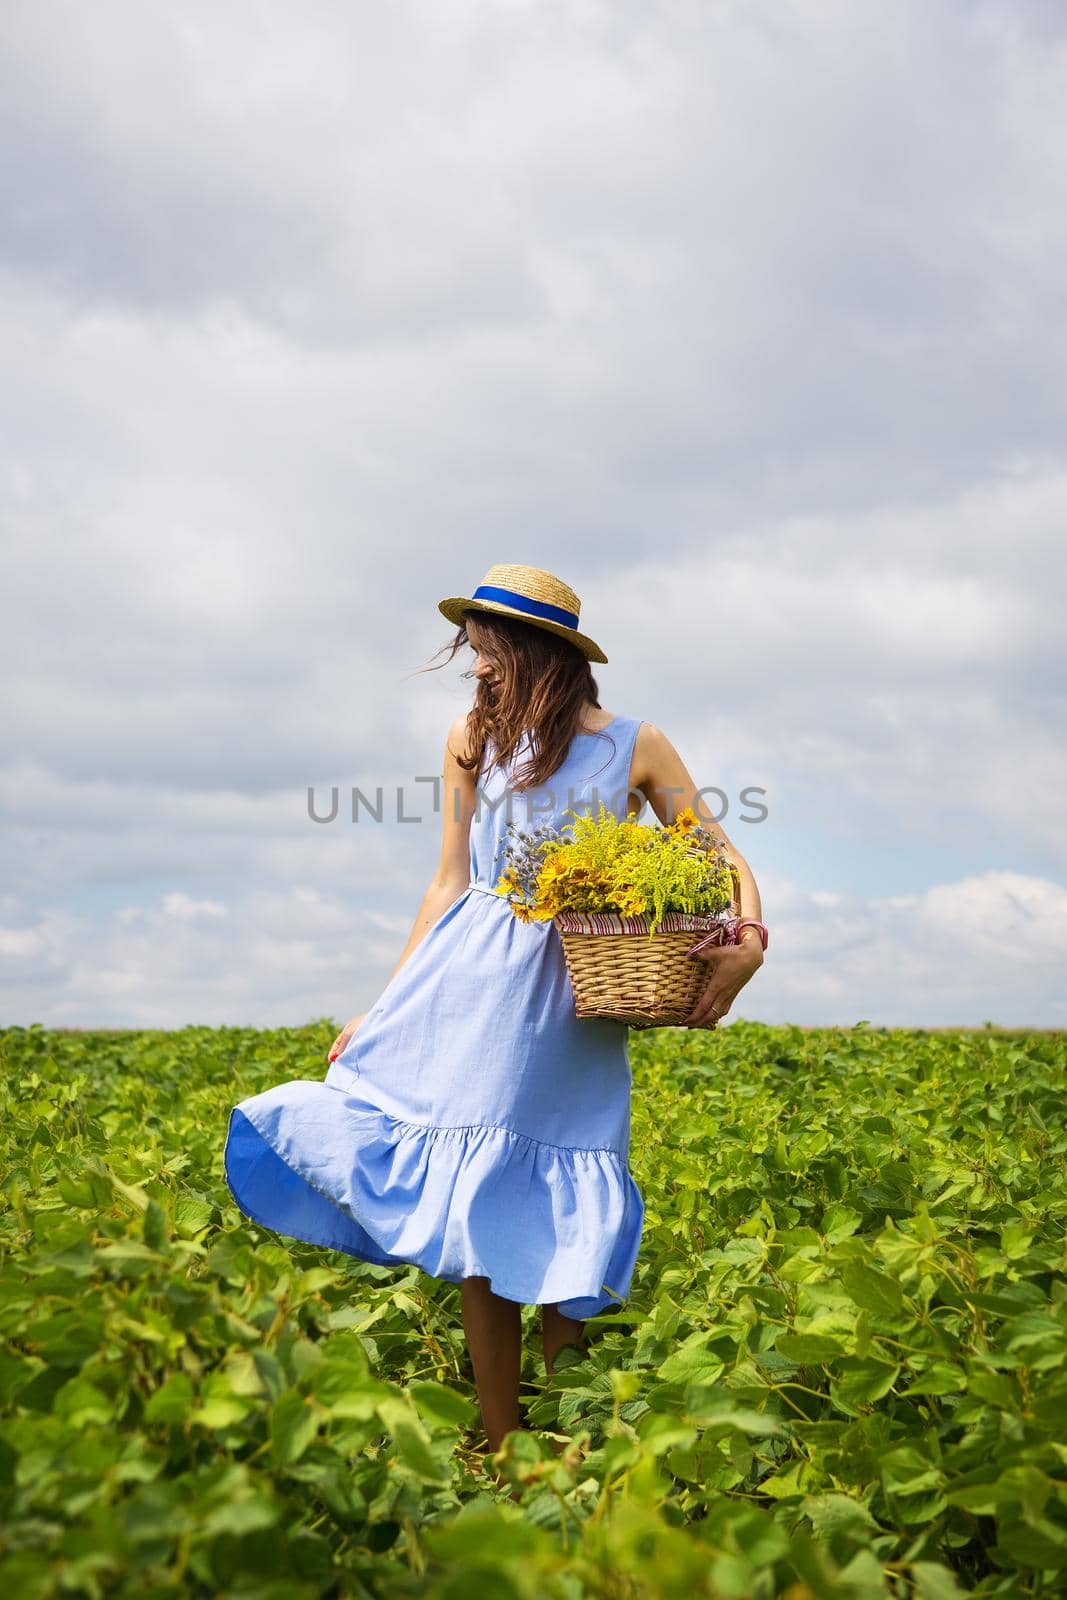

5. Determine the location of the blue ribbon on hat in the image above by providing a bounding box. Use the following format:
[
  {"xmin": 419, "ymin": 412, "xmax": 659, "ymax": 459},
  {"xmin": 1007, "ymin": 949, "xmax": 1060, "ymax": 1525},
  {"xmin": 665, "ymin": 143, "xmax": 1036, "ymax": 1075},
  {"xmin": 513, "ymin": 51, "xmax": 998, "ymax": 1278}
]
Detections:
[{"xmin": 471, "ymin": 584, "xmax": 579, "ymax": 630}]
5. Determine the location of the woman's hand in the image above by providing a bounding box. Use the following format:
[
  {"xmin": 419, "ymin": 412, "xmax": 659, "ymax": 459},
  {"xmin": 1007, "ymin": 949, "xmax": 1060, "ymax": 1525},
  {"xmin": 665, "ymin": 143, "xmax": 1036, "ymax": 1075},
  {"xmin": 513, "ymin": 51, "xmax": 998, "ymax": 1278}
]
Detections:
[
  {"xmin": 328, "ymin": 1013, "xmax": 369, "ymax": 1062},
  {"xmin": 683, "ymin": 936, "xmax": 764, "ymax": 1030}
]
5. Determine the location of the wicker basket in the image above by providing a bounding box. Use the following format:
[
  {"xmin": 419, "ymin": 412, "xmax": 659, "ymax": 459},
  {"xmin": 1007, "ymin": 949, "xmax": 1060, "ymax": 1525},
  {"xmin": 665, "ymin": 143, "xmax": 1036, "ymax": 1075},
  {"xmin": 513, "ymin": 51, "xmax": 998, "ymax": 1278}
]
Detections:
[{"xmin": 556, "ymin": 873, "xmax": 742, "ymax": 1027}]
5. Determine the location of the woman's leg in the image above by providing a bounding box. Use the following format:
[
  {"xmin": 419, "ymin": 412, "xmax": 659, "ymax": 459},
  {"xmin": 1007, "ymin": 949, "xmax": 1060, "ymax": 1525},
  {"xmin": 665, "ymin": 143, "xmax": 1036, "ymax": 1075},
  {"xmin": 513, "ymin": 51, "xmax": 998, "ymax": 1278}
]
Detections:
[
  {"xmin": 540, "ymin": 1303, "xmax": 588, "ymax": 1457},
  {"xmin": 540, "ymin": 1302, "xmax": 588, "ymax": 1375},
  {"xmin": 460, "ymin": 1276, "xmax": 523, "ymax": 1451}
]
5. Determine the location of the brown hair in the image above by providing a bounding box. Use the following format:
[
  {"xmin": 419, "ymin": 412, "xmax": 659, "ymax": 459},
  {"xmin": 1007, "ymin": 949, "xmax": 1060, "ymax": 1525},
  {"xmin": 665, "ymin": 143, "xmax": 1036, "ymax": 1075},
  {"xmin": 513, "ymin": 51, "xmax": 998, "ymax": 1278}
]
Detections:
[{"xmin": 416, "ymin": 609, "xmax": 616, "ymax": 792}]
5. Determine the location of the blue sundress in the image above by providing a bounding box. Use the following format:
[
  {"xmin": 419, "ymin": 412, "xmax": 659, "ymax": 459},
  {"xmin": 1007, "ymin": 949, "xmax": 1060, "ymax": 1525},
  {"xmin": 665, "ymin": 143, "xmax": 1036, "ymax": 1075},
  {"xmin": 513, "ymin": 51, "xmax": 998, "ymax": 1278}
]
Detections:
[{"xmin": 224, "ymin": 714, "xmax": 646, "ymax": 1320}]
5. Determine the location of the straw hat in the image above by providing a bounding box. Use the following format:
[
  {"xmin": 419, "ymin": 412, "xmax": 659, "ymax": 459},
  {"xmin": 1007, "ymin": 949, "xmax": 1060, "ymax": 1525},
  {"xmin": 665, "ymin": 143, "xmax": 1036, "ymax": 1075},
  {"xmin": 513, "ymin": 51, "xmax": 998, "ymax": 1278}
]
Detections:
[{"xmin": 438, "ymin": 563, "xmax": 608, "ymax": 664}]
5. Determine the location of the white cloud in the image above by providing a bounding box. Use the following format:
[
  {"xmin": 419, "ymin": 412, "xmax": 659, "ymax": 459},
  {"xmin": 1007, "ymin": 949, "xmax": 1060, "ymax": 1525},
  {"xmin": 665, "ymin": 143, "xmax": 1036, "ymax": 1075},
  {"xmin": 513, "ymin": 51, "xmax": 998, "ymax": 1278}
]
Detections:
[
  {"xmin": 2, "ymin": 866, "xmax": 1062, "ymax": 1030},
  {"xmin": 163, "ymin": 892, "xmax": 226, "ymax": 921},
  {"xmin": 0, "ymin": 928, "xmax": 45, "ymax": 958},
  {"xmin": 742, "ymin": 868, "xmax": 1067, "ymax": 1027}
]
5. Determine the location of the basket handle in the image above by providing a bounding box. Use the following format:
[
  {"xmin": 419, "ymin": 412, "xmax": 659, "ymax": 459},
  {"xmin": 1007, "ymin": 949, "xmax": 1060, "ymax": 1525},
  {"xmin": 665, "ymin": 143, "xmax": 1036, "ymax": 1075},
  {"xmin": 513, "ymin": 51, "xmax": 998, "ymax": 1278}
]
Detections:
[{"xmin": 685, "ymin": 921, "xmax": 740, "ymax": 959}]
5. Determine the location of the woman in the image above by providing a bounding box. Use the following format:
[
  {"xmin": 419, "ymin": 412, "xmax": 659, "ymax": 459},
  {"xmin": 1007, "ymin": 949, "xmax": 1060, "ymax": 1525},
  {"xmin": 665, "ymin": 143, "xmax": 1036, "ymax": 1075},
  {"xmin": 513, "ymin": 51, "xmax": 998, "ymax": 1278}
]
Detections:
[{"xmin": 224, "ymin": 563, "xmax": 766, "ymax": 1475}]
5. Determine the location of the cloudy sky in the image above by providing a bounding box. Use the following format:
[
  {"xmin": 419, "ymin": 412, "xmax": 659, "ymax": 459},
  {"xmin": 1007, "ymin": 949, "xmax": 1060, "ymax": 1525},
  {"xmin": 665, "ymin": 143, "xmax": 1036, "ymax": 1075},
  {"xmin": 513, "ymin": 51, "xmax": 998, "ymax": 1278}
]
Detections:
[{"xmin": 2, "ymin": 0, "xmax": 1064, "ymax": 1031}]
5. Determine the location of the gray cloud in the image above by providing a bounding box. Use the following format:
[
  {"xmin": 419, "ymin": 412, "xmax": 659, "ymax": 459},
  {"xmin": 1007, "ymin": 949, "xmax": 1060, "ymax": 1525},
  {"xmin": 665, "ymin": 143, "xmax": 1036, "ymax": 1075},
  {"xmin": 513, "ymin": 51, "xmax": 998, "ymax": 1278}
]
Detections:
[{"xmin": 1, "ymin": 0, "xmax": 1064, "ymax": 1024}]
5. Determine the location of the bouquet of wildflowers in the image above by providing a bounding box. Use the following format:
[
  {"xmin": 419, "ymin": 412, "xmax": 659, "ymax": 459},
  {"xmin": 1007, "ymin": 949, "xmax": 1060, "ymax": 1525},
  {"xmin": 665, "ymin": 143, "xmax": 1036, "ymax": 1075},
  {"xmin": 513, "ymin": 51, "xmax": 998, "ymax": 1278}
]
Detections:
[{"xmin": 495, "ymin": 803, "xmax": 738, "ymax": 938}]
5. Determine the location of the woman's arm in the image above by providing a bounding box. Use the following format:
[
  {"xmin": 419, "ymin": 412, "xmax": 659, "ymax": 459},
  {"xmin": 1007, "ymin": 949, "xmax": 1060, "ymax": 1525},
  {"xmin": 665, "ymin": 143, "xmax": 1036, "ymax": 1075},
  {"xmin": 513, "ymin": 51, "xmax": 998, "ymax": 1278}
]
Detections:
[
  {"xmin": 329, "ymin": 715, "xmax": 479, "ymax": 1061},
  {"xmin": 630, "ymin": 721, "xmax": 764, "ymax": 953},
  {"xmin": 381, "ymin": 712, "xmax": 480, "ymax": 983}
]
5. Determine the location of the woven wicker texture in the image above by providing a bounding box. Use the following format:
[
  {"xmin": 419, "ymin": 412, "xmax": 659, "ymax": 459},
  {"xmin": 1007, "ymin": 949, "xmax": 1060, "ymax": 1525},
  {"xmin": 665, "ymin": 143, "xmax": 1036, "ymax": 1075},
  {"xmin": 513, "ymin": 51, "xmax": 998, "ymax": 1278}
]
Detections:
[{"xmin": 556, "ymin": 867, "xmax": 742, "ymax": 1027}]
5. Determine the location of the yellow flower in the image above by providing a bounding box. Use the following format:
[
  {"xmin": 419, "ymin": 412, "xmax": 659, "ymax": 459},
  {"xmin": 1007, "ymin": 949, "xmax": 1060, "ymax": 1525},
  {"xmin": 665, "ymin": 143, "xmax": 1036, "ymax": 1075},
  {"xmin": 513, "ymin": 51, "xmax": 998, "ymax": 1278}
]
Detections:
[{"xmin": 498, "ymin": 793, "xmax": 733, "ymax": 929}]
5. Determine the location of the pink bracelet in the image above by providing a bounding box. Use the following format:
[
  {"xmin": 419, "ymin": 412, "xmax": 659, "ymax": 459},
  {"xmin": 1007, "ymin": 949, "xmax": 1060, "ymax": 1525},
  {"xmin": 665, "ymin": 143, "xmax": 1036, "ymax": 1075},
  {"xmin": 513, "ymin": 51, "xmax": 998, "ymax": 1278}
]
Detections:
[{"xmin": 735, "ymin": 919, "xmax": 769, "ymax": 951}]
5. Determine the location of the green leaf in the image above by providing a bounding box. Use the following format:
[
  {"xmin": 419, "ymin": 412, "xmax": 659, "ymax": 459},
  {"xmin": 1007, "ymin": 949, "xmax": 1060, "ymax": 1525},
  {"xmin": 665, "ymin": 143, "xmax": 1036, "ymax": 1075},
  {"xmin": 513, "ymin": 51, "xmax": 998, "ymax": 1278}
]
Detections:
[
  {"xmin": 656, "ymin": 1330, "xmax": 726, "ymax": 1384},
  {"xmin": 199, "ymin": 1495, "xmax": 281, "ymax": 1538},
  {"xmin": 840, "ymin": 1259, "xmax": 904, "ymax": 1317},
  {"xmin": 310, "ymin": 1365, "xmax": 391, "ymax": 1419},
  {"xmin": 26, "ymin": 1310, "xmax": 104, "ymax": 1367},
  {"xmin": 57, "ymin": 1176, "xmax": 98, "ymax": 1208},
  {"xmin": 759, "ymin": 1460, "xmax": 813, "ymax": 1499},
  {"xmin": 911, "ymin": 1562, "xmax": 970, "ymax": 1600},
  {"xmin": 880, "ymin": 1444, "xmax": 944, "ymax": 1496},
  {"xmin": 636, "ymin": 1412, "xmax": 699, "ymax": 1455},
  {"xmin": 422, "ymin": 1502, "xmax": 546, "ymax": 1563},
  {"xmin": 831, "ymin": 1357, "xmax": 901, "ymax": 1409},
  {"xmin": 0, "ymin": 1349, "xmax": 42, "ymax": 1405},
  {"xmin": 826, "ymin": 1549, "xmax": 886, "ymax": 1595},
  {"xmin": 270, "ymin": 1390, "xmax": 319, "ymax": 1465},
  {"xmin": 997, "ymin": 1515, "xmax": 1067, "ymax": 1570},
  {"xmin": 107, "ymin": 1171, "xmax": 151, "ymax": 1212},
  {"xmin": 999, "ymin": 1221, "xmax": 1034, "ymax": 1259},
  {"xmin": 144, "ymin": 1372, "xmax": 194, "ymax": 1424},
  {"xmin": 967, "ymin": 1368, "xmax": 1018, "ymax": 1408},
  {"xmin": 994, "ymin": 1464, "xmax": 1052, "ymax": 1520},
  {"xmin": 724, "ymin": 1505, "xmax": 793, "ymax": 1566},
  {"xmin": 376, "ymin": 1396, "xmax": 449, "ymax": 1483},
  {"xmin": 777, "ymin": 1333, "xmax": 848, "ymax": 1365},
  {"xmin": 605, "ymin": 1368, "xmax": 641, "ymax": 1404},
  {"xmin": 901, "ymin": 1363, "xmax": 966, "ymax": 1396},
  {"xmin": 825, "ymin": 1203, "xmax": 863, "ymax": 1241},
  {"xmin": 803, "ymin": 1492, "xmax": 881, "ymax": 1538},
  {"xmin": 193, "ymin": 1373, "xmax": 252, "ymax": 1429},
  {"xmin": 53, "ymin": 1377, "xmax": 113, "ymax": 1428},
  {"xmin": 172, "ymin": 1195, "xmax": 214, "ymax": 1236},
  {"xmin": 409, "ymin": 1380, "xmax": 476, "ymax": 1428},
  {"xmin": 684, "ymin": 1386, "xmax": 787, "ymax": 1436},
  {"xmin": 95, "ymin": 1241, "xmax": 162, "ymax": 1273},
  {"xmin": 143, "ymin": 1198, "xmax": 168, "ymax": 1251}
]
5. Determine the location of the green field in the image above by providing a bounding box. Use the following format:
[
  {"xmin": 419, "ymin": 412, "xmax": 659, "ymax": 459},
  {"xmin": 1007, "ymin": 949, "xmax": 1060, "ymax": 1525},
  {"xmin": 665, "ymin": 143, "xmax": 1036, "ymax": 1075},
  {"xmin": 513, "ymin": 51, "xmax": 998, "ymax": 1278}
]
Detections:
[{"xmin": 1, "ymin": 1021, "xmax": 1065, "ymax": 1598}]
